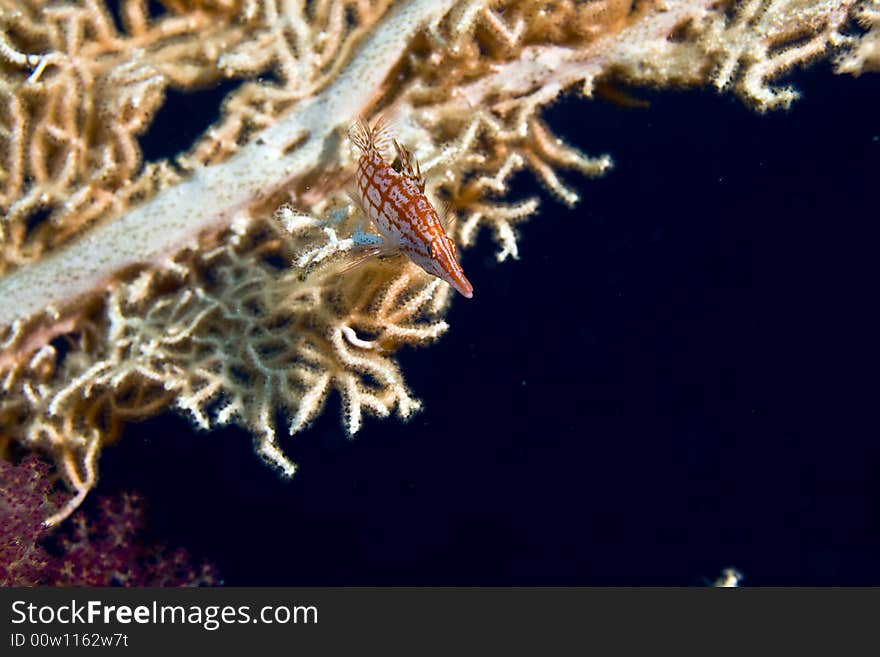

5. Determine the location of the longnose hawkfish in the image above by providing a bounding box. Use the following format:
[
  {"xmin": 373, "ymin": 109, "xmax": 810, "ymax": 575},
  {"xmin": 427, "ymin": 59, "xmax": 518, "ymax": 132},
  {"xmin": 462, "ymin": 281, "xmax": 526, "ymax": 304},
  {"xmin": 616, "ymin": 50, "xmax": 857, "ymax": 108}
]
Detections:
[{"xmin": 348, "ymin": 118, "xmax": 473, "ymax": 299}]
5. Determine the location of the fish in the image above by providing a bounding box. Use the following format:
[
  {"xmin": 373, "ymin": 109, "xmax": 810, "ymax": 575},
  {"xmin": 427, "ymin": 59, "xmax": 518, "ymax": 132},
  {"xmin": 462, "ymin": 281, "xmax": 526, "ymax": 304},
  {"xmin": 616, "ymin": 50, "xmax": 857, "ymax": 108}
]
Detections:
[{"xmin": 349, "ymin": 118, "xmax": 474, "ymax": 299}]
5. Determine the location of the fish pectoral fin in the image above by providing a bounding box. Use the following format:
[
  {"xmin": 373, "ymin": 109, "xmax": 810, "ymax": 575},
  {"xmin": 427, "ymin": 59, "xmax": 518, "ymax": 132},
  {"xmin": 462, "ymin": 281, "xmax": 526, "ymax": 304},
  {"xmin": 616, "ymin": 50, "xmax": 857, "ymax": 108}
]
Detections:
[
  {"xmin": 345, "ymin": 187, "xmax": 364, "ymax": 213},
  {"xmin": 339, "ymin": 245, "xmax": 384, "ymax": 274},
  {"xmin": 339, "ymin": 238, "xmax": 401, "ymax": 274},
  {"xmin": 345, "ymin": 187, "xmax": 378, "ymax": 232},
  {"xmin": 375, "ymin": 238, "xmax": 403, "ymax": 259}
]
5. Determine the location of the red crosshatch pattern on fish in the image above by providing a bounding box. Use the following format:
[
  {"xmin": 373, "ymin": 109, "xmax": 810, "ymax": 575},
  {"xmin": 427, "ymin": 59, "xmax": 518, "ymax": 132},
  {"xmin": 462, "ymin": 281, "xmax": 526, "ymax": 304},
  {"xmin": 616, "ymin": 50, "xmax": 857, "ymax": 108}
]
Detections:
[{"xmin": 349, "ymin": 118, "xmax": 474, "ymax": 299}]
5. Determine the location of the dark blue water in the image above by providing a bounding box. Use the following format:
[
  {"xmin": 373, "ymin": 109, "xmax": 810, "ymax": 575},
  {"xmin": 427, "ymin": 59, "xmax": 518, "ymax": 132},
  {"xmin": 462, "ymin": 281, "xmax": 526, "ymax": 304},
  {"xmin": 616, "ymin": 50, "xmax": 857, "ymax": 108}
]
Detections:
[{"xmin": 97, "ymin": 66, "xmax": 879, "ymax": 585}]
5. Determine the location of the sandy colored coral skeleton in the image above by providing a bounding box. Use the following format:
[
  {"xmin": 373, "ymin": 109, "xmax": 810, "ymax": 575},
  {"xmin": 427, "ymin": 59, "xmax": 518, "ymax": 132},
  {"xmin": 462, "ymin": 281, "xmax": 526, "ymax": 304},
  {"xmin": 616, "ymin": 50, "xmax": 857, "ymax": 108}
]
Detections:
[{"xmin": 0, "ymin": 0, "xmax": 876, "ymax": 523}]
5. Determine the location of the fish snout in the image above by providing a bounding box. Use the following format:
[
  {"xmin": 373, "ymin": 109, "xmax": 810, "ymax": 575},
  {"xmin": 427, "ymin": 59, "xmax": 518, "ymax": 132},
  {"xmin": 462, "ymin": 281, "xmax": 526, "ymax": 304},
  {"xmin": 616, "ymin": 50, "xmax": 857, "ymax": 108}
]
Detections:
[{"xmin": 449, "ymin": 272, "xmax": 473, "ymax": 299}]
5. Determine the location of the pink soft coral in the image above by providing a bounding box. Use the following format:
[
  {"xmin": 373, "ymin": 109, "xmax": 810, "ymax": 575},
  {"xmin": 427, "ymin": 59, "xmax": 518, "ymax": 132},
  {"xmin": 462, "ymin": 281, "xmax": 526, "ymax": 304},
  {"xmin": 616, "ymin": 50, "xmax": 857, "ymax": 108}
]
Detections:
[{"xmin": 0, "ymin": 456, "xmax": 218, "ymax": 586}]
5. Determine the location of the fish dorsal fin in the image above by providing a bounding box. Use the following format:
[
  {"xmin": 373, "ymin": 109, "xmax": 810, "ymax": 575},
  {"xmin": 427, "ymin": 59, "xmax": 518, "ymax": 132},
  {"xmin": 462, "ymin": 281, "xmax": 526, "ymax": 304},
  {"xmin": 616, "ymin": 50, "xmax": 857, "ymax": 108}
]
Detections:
[
  {"xmin": 350, "ymin": 116, "xmax": 395, "ymax": 158},
  {"xmin": 392, "ymin": 140, "xmax": 425, "ymax": 192},
  {"xmin": 370, "ymin": 115, "xmax": 394, "ymax": 155},
  {"xmin": 349, "ymin": 119, "xmax": 372, "ymax": 154}
]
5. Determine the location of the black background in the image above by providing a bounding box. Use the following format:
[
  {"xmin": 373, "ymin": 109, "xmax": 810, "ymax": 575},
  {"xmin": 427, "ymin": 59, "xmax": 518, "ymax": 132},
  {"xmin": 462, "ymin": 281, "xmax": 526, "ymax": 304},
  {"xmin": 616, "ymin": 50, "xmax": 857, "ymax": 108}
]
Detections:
[{"xmin": 93, "ymin": 65, "xmax": 879, "ymax": 585}]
